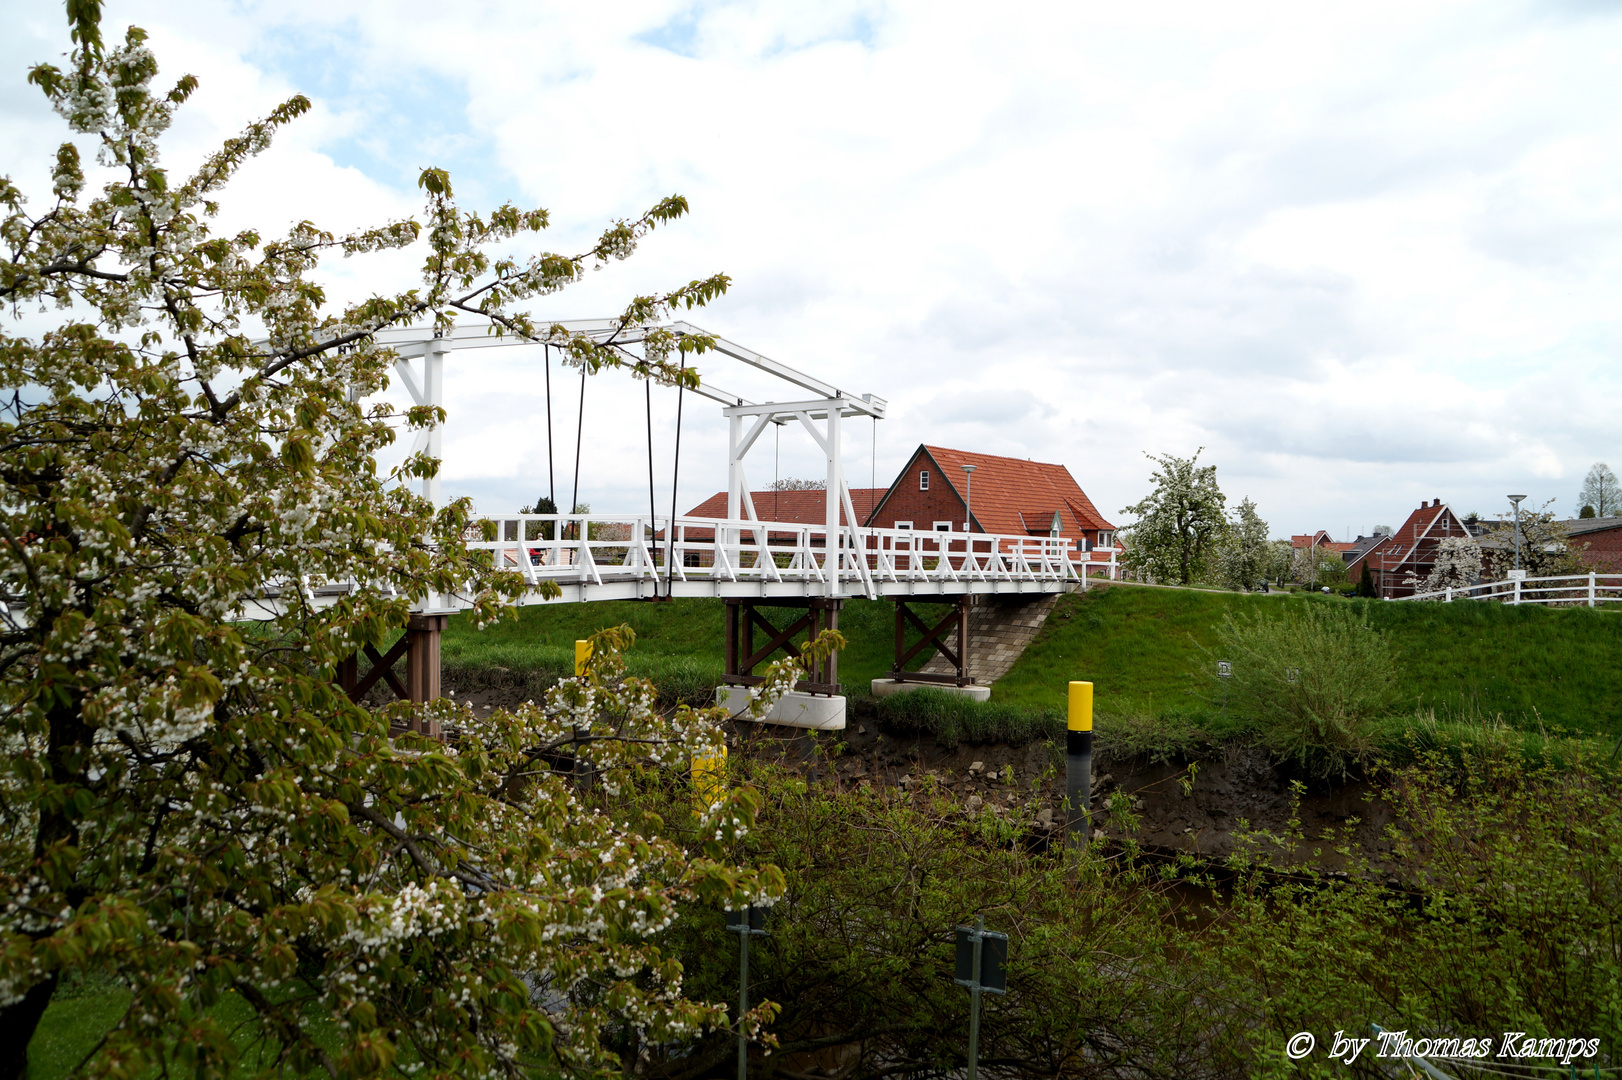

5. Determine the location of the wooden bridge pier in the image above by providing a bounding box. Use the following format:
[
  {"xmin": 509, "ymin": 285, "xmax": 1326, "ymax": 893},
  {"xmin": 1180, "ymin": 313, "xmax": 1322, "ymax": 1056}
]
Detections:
[
  {"xmin": 336, "ymin": 613, "xmax": 447, "ymax": 736},
  {"xmin": 723, "ymin": 597, "xmax": 841, "ymax": 695},
  {"xmin": 889, "ymin": 597, "xmax": 974, "ymax": 687}
]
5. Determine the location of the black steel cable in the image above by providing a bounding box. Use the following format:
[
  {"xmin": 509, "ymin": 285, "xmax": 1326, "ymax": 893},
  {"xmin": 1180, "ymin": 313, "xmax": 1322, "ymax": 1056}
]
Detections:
[
  {"xmin": 544, "ymin": 344, "xmax": 555, "ymax": 508},
  {"xmin": 646, "ymin": 378, "xmax": 657, "ymax": 563},
  {"xmin": 665, "ymin": 360, "xmax": 685, "ymax": 596},
  {"xmin": 570, "ymin": 358, "xmax": 586, "ymax": 524}
]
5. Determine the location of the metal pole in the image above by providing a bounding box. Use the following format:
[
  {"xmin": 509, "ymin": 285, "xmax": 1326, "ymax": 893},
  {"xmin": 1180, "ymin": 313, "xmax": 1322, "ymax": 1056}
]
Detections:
[
  {"xmin": 1066, "ymin": 681, "xmax": 1093, "ymax": 847},
  {"xmin": 1509, "ymin": 494, "xmax": 1527, "ymax": 573},
  {"xmin": 738, "ymin": 929, "xmax": 749, "ymax": 1080},
  {"xmin": 967, "ymin": 915, "xmax": 983, "ymax": 1080}
]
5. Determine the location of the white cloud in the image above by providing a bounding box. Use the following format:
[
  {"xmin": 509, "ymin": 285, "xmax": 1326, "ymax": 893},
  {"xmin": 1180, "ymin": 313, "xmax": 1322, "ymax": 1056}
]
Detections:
[{"xmin": 4, "ymin": 0, "xmax": 1620, "ymax": 536}]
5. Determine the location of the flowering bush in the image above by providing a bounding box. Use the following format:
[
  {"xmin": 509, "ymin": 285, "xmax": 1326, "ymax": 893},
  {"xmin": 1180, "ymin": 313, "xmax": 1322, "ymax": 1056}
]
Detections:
[{"xmin": 0, "ymin": 8, "xmax": 766, "ymax": 1077}]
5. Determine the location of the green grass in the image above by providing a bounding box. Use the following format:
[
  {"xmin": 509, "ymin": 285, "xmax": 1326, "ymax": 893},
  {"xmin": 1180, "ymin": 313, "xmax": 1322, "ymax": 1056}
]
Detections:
[
  {"xmin": 874, "ymin": 687, "xmax": 1064, "ymax": 748},
  {"xmin": 994, "ymin": 586, "xmax": 1622, "ymax": 738},
  {"xmin": 441, "ymin": 597, "xmax": 943, "ymax": 702},
  {"xmin": 27, "ymin": 981, "xmax": 131, "ymax": 1079}
]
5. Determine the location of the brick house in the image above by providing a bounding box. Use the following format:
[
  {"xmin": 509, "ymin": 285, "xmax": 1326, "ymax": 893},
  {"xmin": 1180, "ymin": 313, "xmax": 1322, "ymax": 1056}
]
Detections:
[
  {"xmin": 681, "ymin": 487, "xmax": 884, "ymax": 539},
  {"xmin": 1292, "ymin": 530, "xmax": 1355, "ymax": 557},
  {"xmin": 1562, "ymin": 517, "xmax": 1622, "ymax": 573},
  {"xmin": 676, "ymin": 488, "xmax": 883, "ymax": 565},
  {"xmin": 1343, "ymin": 499, "xmax": 1473, "ymax": 598},
  {"xmin": 864, "ymin": 445, "xmax": 1117, "ymax": 558}
]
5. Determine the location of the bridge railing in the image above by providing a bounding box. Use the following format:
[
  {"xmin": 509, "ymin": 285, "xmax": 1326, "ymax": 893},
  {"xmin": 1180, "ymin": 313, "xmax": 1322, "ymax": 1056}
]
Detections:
[
  {"xmin": 467, "ymin": 513, "xmax": 1083, "ymax": 593},
  {"xmin": 1398, "ymin": 572, "xmax": 1622, "ymax": 606}
]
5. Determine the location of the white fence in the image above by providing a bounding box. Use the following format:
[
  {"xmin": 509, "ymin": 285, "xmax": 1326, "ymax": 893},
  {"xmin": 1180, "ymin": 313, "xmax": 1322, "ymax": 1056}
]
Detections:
[
  {"xmin": 468, "ymin": 513, "xmax": 1117, "ymax": 601},
  {"xmin": 1398, "ymin": 572, "xmax": 1622, "ymax": 607}
]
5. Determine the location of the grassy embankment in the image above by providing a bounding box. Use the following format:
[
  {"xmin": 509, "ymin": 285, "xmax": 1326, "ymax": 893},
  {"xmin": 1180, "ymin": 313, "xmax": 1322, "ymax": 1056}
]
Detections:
[
  {"xmin": 442, "ymin": 586, "xmax": 1622, "ymax": 758},
  {"xmin": 994, "ymin": 586, "xmax": 1622, "ymax": 757}
]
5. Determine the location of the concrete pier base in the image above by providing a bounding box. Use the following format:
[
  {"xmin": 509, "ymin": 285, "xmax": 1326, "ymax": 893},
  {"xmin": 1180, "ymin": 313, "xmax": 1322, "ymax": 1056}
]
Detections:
[
  {"xmin": 869, "ymin": 679, "xmax": 991, "ymax": 702},
  {"xmin": 716, "ymin": 686, "xmax": 847, "ymax": 730}
]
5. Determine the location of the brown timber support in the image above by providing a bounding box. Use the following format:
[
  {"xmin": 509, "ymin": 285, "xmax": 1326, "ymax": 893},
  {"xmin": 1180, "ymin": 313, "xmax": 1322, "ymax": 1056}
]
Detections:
[
  {"xmin": 723, "ymin": 597, "xmax": 842, "ymax": 695},
  {"xmin": 334, "ymin": 612, "xmax": 447, "ymax": 737},
  {"xmin": 890, "ymin": 596, "xmax": 974, "ymax": 686}
]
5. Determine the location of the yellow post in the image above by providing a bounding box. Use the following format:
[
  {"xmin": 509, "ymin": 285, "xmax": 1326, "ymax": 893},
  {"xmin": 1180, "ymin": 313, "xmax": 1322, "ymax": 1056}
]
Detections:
[
  {"xmin": 692, "ymin": 743, "xmax": 728, "ymax": 809},
  {"xmin": 1066, "ymin": 681, "xmax": 1094, "ymax": 846},
  {"xmin": 574, "ymin": 639, "xmax": 592, "ymax": 677}
]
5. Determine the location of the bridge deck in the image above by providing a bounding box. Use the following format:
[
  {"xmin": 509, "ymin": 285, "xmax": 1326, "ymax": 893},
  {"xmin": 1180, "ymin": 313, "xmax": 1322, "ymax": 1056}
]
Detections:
[
  {"xmin": 470, "ymin": 512, "xmax": 1116, "ymax": 605},
  {"xmin": 239, "ymin": 513, "xmax": 1118, "ymax": 619}
]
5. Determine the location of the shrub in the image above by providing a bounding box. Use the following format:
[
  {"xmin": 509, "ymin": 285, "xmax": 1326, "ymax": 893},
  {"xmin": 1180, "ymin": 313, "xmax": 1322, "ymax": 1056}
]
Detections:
[
  {"xmin": 1206, "ymin": 601, "xmax": 1399, "ymax": 775},
  {"xmin": 874, "ymin": 687, "xmax": 1064, "ymax": 748}
]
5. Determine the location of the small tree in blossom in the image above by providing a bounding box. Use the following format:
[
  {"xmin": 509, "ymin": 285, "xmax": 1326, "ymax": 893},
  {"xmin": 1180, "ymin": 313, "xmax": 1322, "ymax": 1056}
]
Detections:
[
  {"xmin": 1212, "ymin": 497, "xmax": 1271, "ymax": 590},
  {"xmin": 1421, "ymin": 535, "xmax": 1483, "ymax": 595},
  {"xmin": 0, "ymin": 8, "xmax": 785, "ymax": 1076},
  {"xmin": 1119, "ymin": 450, "xmax": 1228, "ymax": 585}
]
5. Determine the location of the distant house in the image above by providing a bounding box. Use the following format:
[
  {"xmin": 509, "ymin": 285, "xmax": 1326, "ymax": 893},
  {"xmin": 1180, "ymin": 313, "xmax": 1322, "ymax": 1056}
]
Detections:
[
  {"xmin": 1474, "ymin": 515, "xmax": 1622, "ymax": 576},
  {"xmin": 1343, "ymin": 499, "xmax": 1473, "ymax": 598},
  {"xmin": 864, "ymin": 445, "xmax": 1117, "ymax": 556},
  {"xmin": 679, "ymin": 487, "xmax": 884, "ymax": 544},
  {"xmin": 1292, "ymin": 530, "xmax": 1355, "ymax": 557},
  {"xmin": 1562, "ymin": 517, "xmax": 1622, "ymax": 573},
  {"xmin": 1339, "ymin": 531, "xmax": 1390, "ymax": 570}
]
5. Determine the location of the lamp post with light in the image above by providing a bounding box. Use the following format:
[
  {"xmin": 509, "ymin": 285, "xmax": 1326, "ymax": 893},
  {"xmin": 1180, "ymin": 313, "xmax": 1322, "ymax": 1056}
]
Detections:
[
  {"xmin": 1508, "ymin": 494, "xmax": 1527, "ymax": 574},
  {"xmin": 962, "ymin": 464, "xmax": 976, "ymax": 533}
]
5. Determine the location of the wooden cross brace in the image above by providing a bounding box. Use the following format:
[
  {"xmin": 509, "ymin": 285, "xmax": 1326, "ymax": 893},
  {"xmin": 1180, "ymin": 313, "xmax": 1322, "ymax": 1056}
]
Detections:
[
  {"xmin": 891, "ymin": 597, "xmax": 973, "ymax": 686},
  {"xmin": 335, "ymin": 614, "xmax": 447, "ymax": 736},
  {"xmin": 724, "ymin": 598, "xmax": 841, "ymax": 696}
]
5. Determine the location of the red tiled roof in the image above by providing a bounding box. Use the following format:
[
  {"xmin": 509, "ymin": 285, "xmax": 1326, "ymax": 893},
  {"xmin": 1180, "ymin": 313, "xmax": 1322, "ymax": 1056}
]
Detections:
[
  {"xmin": 683, "ymin": 488, "xmax": 883, "ymax": 527},
  {"xmin": 899, "ymin": 446, "xmax": 1115, "ymax": 535}
]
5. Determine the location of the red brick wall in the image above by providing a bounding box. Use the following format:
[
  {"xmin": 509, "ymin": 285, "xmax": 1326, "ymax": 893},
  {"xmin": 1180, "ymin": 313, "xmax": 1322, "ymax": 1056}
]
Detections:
[
  {"xmin": 1577, "ymin": 526, "xmax": 1622, "ymax": 573},
  {"xmin": 867, "ymin": 450, "xmax": 966, "ymax": 531}
]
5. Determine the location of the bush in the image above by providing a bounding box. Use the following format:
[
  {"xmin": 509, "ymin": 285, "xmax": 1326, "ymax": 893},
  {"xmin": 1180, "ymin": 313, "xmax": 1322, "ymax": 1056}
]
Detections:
[
  {"xmin": 875, "ymin": 687, "xmax": 1064, "ymax": 748},
  {"xmin": 642, "ymin": 754, "xmax": 1622, "ymax": 1080},
  {"xmin": 1207, "ymin": 601, "xmax": 1399, "ymax": 775}
]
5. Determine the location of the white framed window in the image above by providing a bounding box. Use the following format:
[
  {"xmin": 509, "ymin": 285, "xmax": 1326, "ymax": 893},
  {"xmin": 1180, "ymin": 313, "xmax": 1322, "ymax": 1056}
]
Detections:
[
  {"xmin": 934, "ymin": 521, "xmax": 954, "ymax": 532},
  {"xmin": 895, "ymin": 521, "xmax": 913, "ymax": 530},
  {"xmin": 919, "ymin": 470, "xmax": 929, "ymax": 491},
  {"xmin": 1099, "ymin": 530, "xmax": 1115, "ymax": 548}
]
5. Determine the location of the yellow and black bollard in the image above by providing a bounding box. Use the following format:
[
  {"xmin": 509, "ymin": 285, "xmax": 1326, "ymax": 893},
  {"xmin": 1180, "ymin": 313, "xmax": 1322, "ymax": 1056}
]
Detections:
[
  {"xmin": 692, "ymin": 744, "xmax": 728, "ymax": 810},
  {"xmin": 1066, "ymin": 681, "xmax": 1093, "ymax": 847}
]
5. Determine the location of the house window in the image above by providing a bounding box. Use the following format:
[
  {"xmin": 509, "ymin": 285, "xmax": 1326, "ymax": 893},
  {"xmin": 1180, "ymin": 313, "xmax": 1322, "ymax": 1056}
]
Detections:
[
  {"xmin": 895, "ymin": 521, "xmax": 913, "ymax": 530},
  {"xmin": 1099, "ymin": 530, "xmax": 1114, "ymax": 548},
  {"xmin": 919, "ymin": 470, "xmax": 929, "ymax": 491},
  {"xmin": 934, "ymin": 521, "xmax": 954, "ymax": 532}
]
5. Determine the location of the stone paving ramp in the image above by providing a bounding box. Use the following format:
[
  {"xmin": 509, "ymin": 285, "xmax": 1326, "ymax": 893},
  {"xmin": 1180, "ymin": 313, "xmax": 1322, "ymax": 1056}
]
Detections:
[{"xmin": 919, "ymin": 593, "xmax": 1060, "ymax": 684}]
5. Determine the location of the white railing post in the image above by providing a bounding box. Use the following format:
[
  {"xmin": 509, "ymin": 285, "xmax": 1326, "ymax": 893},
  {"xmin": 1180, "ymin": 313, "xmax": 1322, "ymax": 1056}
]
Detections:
[
  {"xmin": 1513, "ymin": 577, "xmax": 1521, "ymax": 605},
  {"xmin": 1590, "ymin": 571, "xmax": 1597, "ymax": 607}
]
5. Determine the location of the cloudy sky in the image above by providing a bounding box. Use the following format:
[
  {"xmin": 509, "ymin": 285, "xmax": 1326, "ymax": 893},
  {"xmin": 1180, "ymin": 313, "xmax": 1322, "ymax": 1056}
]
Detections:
[{"xmin": 4, "ymin": 1, "xmax": 1620, "ymax": 538}]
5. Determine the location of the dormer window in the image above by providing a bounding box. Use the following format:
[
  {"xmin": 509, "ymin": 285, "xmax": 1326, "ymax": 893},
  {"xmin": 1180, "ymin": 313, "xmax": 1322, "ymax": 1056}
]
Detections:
[{"xmin": 919, "ymin": 470, "xmax": 929, "ymax": 491}]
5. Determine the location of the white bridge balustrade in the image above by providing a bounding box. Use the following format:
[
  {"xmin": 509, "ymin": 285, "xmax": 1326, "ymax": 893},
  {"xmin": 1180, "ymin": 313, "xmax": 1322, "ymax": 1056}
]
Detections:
[
  {"xmin": 1397, "ymin": 572, "xmax": 1622, "ymax": 606},
  {"xmin": 467, "ymin": 512, "xmax": 1102, "ymax": 604}
]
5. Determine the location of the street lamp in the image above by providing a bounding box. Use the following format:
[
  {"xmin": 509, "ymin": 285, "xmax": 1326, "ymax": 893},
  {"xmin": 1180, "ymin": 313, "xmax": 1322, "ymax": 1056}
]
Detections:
[
  {"xmin": 961, "ymin": 464, "xmax": 976, "ymax": 532},
  {"xmin": 1508, "ymin": 494, "xmax": 1527, "ymax": 573}
]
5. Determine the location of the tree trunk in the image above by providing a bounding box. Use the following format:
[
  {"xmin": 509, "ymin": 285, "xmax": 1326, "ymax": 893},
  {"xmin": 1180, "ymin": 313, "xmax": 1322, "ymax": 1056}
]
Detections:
[{"xmin": 0, "ymin": 975, "xmax": 58, "ymax": 1080}]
